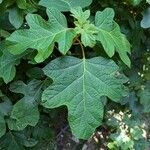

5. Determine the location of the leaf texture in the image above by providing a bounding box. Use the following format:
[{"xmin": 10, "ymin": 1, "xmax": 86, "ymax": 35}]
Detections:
[{"xmin": 42, "ymin": 56, "xmax": 128, "ymax": 139}]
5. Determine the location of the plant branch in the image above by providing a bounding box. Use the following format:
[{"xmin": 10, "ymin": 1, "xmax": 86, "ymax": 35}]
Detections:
[{"xmin": 77, "ymin": 39, "xmax": 85, "ymax": 58}]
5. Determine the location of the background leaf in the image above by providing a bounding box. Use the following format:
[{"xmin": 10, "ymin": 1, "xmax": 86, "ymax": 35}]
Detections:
[
  {"xmin": 141, "ymin": 7, "xmax": 150, "ymax": 29},
  {"xmin": 39, "ymin": 0, "xmax": 92, "ymax": 12},
  {"xmin": 8, "ymin": 80, "xmax": 43, "ymax": 130},
  {"xmin": 138, "ymin": 81, "xmax": 150, "ymax": 113},
  {"xmin": 0, "ymin": 42, "xmax": 28, "ymax": 83},
  {"xmin": 0, "ymin": 131, "xmax": 37, "ymax": 150},
  {"xmin": 8, "ymin": 7, "xmax": 24, "ymax": 29},
  {"xmin": 0, "ymin": 91, "xmax": 12, "ymax": 138}
]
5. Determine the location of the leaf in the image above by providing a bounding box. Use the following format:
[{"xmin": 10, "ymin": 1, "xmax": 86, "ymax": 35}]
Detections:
[
  {"xmin": 147, "ymin": 0, "xmax": 150, "ymax": 4},
  {"xmin": 16, "ymin": 0, "xmax": 27, "ymax": 9},
  {"xmin": 32, "ymin": 117, "xmax": 54, "ymax": 140},
  {"xmin": 127, "ymin": 0, "xmax": 142, "ymax": 6},
  {"xmin": 31, "ymin": 141, "xmax": 56, "ymax": 150},
  {"xmin": 39, "ymin": 0, "xmax": 92, "ymax": 12},
  {"xmin": 134, "ymin": 139, "xmax": 150, "ymax": 150},
  {"xmin": 0, "ymin": 29, "xmax": 10, "ymax": 38},
  {"xmin": 138, "ymin": 81, "xmax": 150, "ymax": 113},
  {"xmin": 141, "ymin": 7, "xmax": 150, "ymax": 29},
  {"xmin": 28, "ymin": 115, "xmax": 55, "ymax": 149},
  {"xmin": 8, "ymin": 7, "xmax": 24, "ymax": 29},
  {"xmin": 71, "ymin": 7, "xmax": 98, "ymax": 47},
  {"xmin": 95, "ymin": 8, "xmax": 131, "ymax": 67},
  {"xmin": 7, "ymin": 8, "xmax": 76, "ymax": 63},
  {"xmin": 8, "ymin": 80, "xmax": 42, "ymax": 130},
  {"xmin": 42, "ymin": 56, "xmax": 128, "ymax": 139},
  {"xmin": 71, "ymin": 7, "xmax": 91, "ymax": 25},
  {"xmin": 0, "ymin": 131, "xmax": 37, "ymax": 150},
  {"xmin": 0, "ymin": 94, "xmax": 12, "ymax": 116},
  {"xmin": 0, "ymin": 92, "xmax": 12, "ymax": 138},
  {"xmin": 0, "ymin": 42, "xmax": 28, "ymax": 83},
  {"xmin": 0, "ymin": 132, "xmax": 25, "ymax": 150},
  {"xmin": 26, "ymin": 67, "xmax": 44, "ymax": 79},
  {"xmin": 127, "ymin": 92, "xmax": 143, "ymax": 116},
  {"xmin": 0, "ymin": 115, "xmax": 6, "ymax": 138},
  {"xmin": 130, "ymin": 126, "xmax": 143, "ymax": 140},
  {"xmin": 0, "ymin": 0, "xmax": 15, "ymax": 14}
]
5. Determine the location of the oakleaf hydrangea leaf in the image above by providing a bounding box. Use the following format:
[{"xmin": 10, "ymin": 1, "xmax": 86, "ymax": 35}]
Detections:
[
  {"xmin": 0, "ymin": 131, "xmax": 37, "ymax": 150},
  {"xmin": 42, "ymin": 56, "xmax": 128, "ymax": 139},
  {"xmin": 71, "ymin": 7, "xmax": 98, "ymax": 47},
  {"xmin": 9, "ymin": 80, "xmax": 42, "ymax": 130},
  {"xmin": 8, "ymin": 7, "xmax": 24, "ymax": 29},
  {"xmin": 71, "ymin": 7, "xmax": 91, "ymax": 25},
  {"xmin": 71, "ymin": 7, "xmax": 131, "ymax": 66},
  {"xmin": 7, "ymin": 8, "xmax": 76, "ymax": 63},
  {"xmin": 39, "ymin": 0, "xmax": 92, "ymax": 12},
  {"xmin": 0, "ymin": 43, "xmax": 28, "ymax": 83},
  {"xmin": 0, "ymin": 91, "xmax": 12, "ymax": 138},
  {"xmin": 95, "ymin": 8, "xmax": 131, "ymax": 67}
]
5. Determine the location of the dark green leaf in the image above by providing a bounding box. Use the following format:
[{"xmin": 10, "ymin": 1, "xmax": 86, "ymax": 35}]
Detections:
[
  {"xmin": 0, "ymin": 43, "xmax": 28, "ymax": 83},
  {"xmin": 8, "ymin": 80, "xmax": 43, "ymax": 130}
]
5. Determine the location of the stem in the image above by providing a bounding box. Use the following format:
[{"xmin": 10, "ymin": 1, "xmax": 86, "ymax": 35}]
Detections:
[{"xmin": 77, "ymin": 39, "xmax": 85, "ymax": 58}]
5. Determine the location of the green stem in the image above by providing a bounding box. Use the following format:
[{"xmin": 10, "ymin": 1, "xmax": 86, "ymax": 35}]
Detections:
[{"xmin": 77, "ymin": 39, "xmax": 85, "ymax": 59}]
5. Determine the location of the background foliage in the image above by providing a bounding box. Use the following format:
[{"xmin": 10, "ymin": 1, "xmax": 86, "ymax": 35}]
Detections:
[{"xmin": 0, "ymin": 0, "xmax": 150, "ymax": 149}]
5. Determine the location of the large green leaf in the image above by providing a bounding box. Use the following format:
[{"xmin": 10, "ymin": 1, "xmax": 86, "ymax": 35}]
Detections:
[
  {"xmin": 0, "ymin": 43, "xmax": 28, "ymax": 83},
  {"xmin": 95, "ymin": 8, "xmax": 131, "ymax": 67},
  {"xmin": 39, "ymin": 0, "xmax": 92, "ymax": 12},
  {"xmin": 42, "ymin": 56, "xmax": 128, "ymax": 139},
  {"xmin": 8, "ymin": 80, "xmax": 42, "ymax": 130},
  {"xmin": 7, "ymin": 8, "xmax": 76, "ymax": 63}
]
